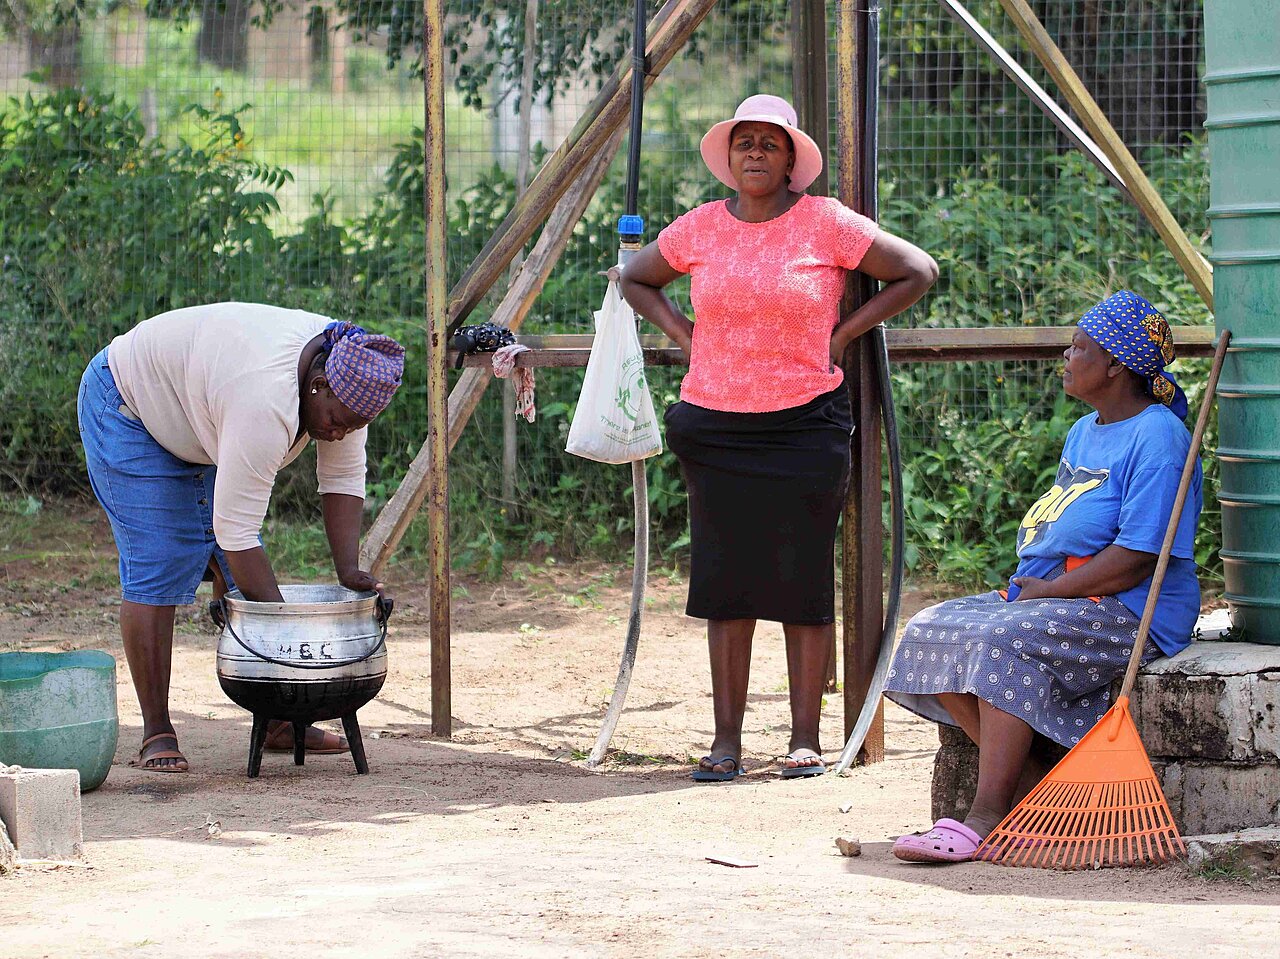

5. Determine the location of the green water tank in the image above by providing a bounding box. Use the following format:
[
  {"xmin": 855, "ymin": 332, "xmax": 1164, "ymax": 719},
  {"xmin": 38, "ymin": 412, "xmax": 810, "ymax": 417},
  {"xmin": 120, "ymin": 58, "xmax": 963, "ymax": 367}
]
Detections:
[
  {"xmin": 0, "ymin": 651, "xmax": 119, "ymax": 791},
  {"xmin": 1205, "ymin": 0, "xmax": 1280, "ymax": 643}
]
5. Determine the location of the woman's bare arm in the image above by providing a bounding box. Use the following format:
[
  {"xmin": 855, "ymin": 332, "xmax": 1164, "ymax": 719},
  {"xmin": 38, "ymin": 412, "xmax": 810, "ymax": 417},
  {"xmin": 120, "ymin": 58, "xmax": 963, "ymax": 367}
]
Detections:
[
  {"xmin": 1012, "ymin": 545, "xmax": 1158, "ymax": 601},
  {"xmin": 829, "ymin": 230, "xmax": 939, "ymax": 361},
  {"xmin": 618, "ymin": 243, "xmax": 694, "ymax": 359}
]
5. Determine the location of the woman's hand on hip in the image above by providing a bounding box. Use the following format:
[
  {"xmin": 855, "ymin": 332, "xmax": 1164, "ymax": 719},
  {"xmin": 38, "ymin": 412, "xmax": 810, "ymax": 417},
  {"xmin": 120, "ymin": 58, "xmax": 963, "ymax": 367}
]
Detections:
[
  {"xmin": 618, "ymin": 241, "xmax": 694, "ymax": 360},
  {"xmin": 829, "ymin": 325, "xmax": 860, "ymax": 364}
]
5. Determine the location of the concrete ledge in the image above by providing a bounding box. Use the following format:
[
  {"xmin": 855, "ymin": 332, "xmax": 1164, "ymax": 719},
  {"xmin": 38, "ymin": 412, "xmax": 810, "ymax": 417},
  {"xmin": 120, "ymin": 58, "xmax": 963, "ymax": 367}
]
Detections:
[
  {"xmin": 930, "ymin": 639, "xmax": 1280, "ymax": 835},
  {"xmin": 1131, "ymin": 641, "xmax": 1280, "ymax": 762},
  {"xmin": 1186, "ymin": 827, "xmax": 1280, "ymax": 880}
]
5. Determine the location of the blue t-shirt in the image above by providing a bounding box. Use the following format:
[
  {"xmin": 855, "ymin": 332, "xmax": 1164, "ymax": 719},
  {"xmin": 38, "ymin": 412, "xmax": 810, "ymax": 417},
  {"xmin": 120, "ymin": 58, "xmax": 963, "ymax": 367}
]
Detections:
[{"xmin": 1011, "ymin": 404, "xmax": 1202, "ymax": 657}]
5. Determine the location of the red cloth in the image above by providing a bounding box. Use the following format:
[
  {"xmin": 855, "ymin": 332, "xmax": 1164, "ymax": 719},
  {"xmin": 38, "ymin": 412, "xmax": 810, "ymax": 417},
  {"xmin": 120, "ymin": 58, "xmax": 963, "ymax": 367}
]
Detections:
[{"xmin": 657, "ymin": 194, "xmax": 878, "ymax": 413}]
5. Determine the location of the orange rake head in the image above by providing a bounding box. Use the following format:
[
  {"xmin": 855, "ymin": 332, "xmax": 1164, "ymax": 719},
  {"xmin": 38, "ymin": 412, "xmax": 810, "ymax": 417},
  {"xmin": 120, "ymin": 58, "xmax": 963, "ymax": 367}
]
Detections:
[{"xmin": 975, "ymin": 696, "xmax": 1184, "ymax": 869}]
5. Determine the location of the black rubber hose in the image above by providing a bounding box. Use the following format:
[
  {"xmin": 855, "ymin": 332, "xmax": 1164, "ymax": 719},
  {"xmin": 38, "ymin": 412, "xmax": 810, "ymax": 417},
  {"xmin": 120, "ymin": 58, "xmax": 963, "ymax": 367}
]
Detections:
[
  {"xmin": 834, "ymin": 0, "xmax": 905, "ymax": 774},
  {"xmin": 623, "ymin": 0, "xmax": 646, "ymax": 218},
  {"xmin": 587, "ymin": 0, "xmax": 649, "ymax": 767}
]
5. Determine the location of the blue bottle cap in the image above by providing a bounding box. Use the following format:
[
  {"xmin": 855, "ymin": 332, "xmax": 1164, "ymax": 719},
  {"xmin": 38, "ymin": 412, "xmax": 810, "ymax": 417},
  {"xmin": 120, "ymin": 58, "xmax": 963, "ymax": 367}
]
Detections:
[{"xmin": 617, "ymin": 214, "xmax": 645, "ymax": 237}]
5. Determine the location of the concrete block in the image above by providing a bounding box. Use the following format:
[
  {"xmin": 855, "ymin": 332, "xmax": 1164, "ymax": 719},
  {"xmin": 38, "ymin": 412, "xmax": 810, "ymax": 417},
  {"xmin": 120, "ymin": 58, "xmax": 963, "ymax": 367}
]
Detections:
[
  {"xmin": 0, "ymin": 767, "xmax": 82, "ymax": 860},
  {"xmin": 0, "ymin": 816, "xmax": 14, "ymax": 874},
  {"xmin": 1128, "ymin": 641, "xmax": 1280, "ymax": 763},
  {"xmin": 1186, "ymin": 826, "xmax": 1280, "ymax": 880},
  {"xmin": 930, "ymin": 724, "xmax": 978, "ymax": 824},
  {"xmin": 1159, "ymin": 760, "xmax": 1280, "ymax": 836}
]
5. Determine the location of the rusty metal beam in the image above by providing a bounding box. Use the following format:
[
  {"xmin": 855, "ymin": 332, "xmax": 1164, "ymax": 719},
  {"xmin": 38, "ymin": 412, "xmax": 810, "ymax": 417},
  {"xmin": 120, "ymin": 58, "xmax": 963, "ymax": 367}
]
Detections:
[
  {"xmin": 835, "ymin": 0, "xmax": 886, "ymax": 765},
  {"xmin": 792, "ymin": 0, "xmax": 838, "ymax": 693},
  {"xmin": 423, "ymin": 0, "xmax": 450, "ymax": 737},
  {"xmin": 792, "ymin": 0, "xmax": 830, "ymax": 199},
  {"xmin": 451, "ymin": 326, "xmax": 1216, "ymax": 368}
]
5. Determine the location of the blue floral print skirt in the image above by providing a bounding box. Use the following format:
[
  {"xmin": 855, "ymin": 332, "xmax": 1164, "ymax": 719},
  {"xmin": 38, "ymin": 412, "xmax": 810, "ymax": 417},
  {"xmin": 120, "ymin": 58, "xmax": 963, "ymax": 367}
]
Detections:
[{"xmin": 884, "ymin": 587, "xmax": 1161, "ymax": 749}]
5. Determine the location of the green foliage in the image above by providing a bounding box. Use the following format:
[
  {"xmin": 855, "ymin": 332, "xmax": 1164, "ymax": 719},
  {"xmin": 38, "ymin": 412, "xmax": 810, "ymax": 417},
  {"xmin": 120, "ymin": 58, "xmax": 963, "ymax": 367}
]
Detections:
[
  {"xmin": 79, "ymin": 19, "xmax": 430, "ymax": 228},
  {"xmin": 140, "ymin": 1, "xmax": 791, "ymax": 114},
  {"xmin": 0, "ymin": 88, "xmax": 292, "ymax": 488},
  {"xmin": 0, "ymin": 65, "xmax": 1222, "ymax": 590},
  {"xmin": 884, "ymin": 137, "xmax": 1217, "ymax": 588}
]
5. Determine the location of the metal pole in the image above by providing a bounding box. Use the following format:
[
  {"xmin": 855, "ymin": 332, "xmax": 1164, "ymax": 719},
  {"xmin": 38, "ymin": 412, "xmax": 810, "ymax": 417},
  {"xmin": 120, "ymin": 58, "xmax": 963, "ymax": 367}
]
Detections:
[
  {"xmin": 937, "ymin": 0, "xmax": 1130, "ymax": 199},
  {"xmin": 836, "ymin": 0, "xmax": 885, "ymax": 765},
  {"xmin": 792, "ymin": 0, "xmax": 836, "ymax": 690},
  {"xmin": 791, "ymin": 1, "xmax": 830, "ymax": 199},
  {"xmin": 586, "ymin": 0, "xmax": 650, "ymax": 767},
  {"xmin": 423, "ymin": 0, "xmax": 451, "ymax": 737}
]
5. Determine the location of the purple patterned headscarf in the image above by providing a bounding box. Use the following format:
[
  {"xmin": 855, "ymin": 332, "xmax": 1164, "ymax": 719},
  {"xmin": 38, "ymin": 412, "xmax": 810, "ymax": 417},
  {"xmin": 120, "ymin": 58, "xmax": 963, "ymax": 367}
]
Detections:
[{"xmin": 322, "ymin": 321, "xmax": 405, "ymax": 420}]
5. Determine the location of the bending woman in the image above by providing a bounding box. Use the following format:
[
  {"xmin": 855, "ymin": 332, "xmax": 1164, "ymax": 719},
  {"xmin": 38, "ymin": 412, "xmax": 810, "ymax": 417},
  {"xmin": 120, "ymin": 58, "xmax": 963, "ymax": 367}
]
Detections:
[
  {"xmin": 78, "ymin": 303, "xmax": 405, "ymax": 773},
  {"xmin": 621, "ymin": 95, "xmax": 937, "ymax": 781},
  {"xmin": 887, "ymin": 291, "xmax": 1202, "ymax": 862}
]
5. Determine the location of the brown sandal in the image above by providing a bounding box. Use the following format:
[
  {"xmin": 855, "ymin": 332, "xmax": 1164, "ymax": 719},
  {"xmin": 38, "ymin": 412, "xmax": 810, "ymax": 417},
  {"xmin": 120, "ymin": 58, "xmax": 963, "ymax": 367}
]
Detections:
[
  {"xmin": 133, "ymin": 733, "xmax": 189, "ymax": 773},
  {"xmin": 264, "ymin": 723, "xmax": 349, "ymax": 755}
]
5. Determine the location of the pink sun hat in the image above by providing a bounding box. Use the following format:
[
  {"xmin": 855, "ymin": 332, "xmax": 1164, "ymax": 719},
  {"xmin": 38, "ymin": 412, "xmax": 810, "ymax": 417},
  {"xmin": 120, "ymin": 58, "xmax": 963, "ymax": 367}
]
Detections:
[{"xmin": 699, "ymin": 94, "xmax": 825, "ymax": 192}]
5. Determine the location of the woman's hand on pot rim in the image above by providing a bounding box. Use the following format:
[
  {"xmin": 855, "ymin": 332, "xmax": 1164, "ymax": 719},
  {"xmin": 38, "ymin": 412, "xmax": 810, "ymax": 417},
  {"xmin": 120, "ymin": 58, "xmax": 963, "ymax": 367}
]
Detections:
[{"xmin": 339, "ymin": 567, "xmax": 386, "ymax": 598}]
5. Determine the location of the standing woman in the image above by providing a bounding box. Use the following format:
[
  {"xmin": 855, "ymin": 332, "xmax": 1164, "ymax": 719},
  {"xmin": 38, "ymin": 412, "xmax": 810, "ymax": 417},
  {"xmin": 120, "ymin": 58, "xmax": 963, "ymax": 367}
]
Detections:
[
  {"xmin": 620, "ymin": 96, "xmax": 937, "ymax": 780},
  {"xmin": 78, "ymin": 303, "xmax": 405, "ymax": 773}
]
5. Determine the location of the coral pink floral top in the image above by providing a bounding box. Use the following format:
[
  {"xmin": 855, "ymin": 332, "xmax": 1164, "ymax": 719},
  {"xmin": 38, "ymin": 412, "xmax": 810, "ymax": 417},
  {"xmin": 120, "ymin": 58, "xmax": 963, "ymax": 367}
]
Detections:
[{"xmin": 657, "ymin": 194, "xmax": 879, "ymax": 413}]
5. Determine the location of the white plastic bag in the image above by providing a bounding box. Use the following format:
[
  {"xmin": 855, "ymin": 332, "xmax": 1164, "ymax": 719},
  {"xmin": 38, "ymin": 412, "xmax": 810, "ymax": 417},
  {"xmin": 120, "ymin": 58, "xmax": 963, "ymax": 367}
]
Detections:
[{"xmin": 566, "ymin": 280, "xmax": 663, "ymax": 464}]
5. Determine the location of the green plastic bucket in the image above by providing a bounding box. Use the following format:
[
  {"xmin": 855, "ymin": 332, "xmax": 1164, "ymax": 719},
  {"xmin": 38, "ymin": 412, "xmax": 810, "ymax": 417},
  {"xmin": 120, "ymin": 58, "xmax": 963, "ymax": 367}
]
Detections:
[
  {"xmin": 1206, "ymin": 1, "xmax": 1280, "ymax": 642},
  {"xmin": 0, "ymin": 651, "xmax": 119, "ymax": 791}
]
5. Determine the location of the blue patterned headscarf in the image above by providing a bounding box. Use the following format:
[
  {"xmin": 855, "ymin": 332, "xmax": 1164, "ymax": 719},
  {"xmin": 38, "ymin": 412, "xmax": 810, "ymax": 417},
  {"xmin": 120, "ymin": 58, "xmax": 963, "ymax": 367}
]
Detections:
[
  {"xmin": 321, "ymin": 321, "xmax": 405, "ymax": 420},
  {"xmin": 1078, "ymin": 290, "xmax": 1187, "ymax": 419}
]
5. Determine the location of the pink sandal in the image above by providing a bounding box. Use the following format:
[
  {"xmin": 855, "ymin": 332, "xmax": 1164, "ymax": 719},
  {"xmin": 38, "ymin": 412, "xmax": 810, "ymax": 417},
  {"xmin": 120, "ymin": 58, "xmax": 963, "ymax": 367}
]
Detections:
[{"xmin": 892, "ymin": 818, "xmax": 983, "ymax": 863}]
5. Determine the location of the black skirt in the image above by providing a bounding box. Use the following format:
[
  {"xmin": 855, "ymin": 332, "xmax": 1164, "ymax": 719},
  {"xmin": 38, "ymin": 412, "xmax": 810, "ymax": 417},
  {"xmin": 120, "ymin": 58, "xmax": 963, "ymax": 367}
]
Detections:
[{"xmin": 664, "ymin": 386, "xmax": 852, "ymax": 624}]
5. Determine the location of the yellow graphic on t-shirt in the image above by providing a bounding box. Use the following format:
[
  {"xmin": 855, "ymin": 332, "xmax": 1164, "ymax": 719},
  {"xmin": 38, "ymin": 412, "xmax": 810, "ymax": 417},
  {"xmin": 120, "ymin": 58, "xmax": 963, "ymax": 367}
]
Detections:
[{"xmin": 1018, "ymin": 463, "xmax": 1109, "ymax": 551}]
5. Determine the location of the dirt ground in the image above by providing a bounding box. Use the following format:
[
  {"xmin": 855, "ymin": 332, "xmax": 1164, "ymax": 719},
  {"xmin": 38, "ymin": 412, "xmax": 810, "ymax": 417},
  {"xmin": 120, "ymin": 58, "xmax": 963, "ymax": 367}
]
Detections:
[{"xmin": 1, "ymin": 508, "xmax": 1277, "ymax": 958}]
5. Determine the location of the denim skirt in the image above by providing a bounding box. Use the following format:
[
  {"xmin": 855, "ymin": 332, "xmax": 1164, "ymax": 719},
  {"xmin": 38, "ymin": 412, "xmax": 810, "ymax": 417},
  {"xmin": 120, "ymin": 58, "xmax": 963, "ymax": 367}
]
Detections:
[{"xmin": 77, "ymin": 348, "xmax": 235, "ymax": 606}]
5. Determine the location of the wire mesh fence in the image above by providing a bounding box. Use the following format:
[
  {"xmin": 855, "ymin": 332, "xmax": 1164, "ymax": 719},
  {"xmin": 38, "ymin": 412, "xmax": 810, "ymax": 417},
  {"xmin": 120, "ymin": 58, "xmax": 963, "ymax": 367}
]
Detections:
[{"xmin": 0, "ymin": 1, "xmax": 1216, "ymax": 589}]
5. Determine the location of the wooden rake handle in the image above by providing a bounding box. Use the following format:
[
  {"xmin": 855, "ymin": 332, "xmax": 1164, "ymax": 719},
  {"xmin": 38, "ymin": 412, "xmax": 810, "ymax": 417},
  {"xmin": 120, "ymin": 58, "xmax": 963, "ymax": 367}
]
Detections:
[{"xmin": 1119, "ymin": 330, "xmax": 1231, "ymax": 701}]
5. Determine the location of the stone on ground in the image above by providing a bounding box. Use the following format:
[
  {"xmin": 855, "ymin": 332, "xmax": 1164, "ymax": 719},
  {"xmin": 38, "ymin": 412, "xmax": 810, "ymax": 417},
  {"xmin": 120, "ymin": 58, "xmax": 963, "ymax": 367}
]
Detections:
[
  {"xmin": 0, "ymin": 766, "xmax": 83, "ymax": 861},
  {"xmin": 1186, "ymin": 826, "xmax": 1280, "ymax": 880}
]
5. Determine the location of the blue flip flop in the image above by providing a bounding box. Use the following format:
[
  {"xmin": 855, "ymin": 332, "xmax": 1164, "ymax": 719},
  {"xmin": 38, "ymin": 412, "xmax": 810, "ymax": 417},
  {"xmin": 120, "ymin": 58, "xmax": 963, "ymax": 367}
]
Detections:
[
  {"xmin": 691, "ymin": 755, "xmax": 745, "ymax": 782},
  {"xmin": 779, "ymin": 749, "xmax": 826, "ymax": 779}
]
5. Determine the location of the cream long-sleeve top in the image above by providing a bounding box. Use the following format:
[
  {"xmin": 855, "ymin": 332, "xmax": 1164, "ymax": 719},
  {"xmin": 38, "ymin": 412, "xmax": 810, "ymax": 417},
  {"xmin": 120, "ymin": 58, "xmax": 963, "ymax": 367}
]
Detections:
[{"xmin": 107, "ymin": 303, "xmax": 367, "ymax": 552}]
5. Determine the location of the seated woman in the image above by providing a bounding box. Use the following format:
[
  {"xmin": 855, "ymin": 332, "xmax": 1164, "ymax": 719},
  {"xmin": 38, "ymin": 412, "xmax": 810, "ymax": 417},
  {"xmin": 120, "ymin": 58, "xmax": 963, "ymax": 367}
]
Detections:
[{"xmin": 885, "ymin": 291, "xmax": 1202, "ymax": 863}]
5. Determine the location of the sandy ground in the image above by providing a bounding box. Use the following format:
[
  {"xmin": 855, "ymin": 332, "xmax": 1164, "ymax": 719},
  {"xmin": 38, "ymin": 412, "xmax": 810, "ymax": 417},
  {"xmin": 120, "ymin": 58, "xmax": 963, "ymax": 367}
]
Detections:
[{"xmin": 1, "ymin": 511, "xmax": 1277, "ymax": 958}]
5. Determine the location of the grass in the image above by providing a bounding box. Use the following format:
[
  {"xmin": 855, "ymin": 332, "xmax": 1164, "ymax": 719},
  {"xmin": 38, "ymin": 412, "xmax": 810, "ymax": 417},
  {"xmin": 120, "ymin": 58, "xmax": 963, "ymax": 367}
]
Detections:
[
  {"xmin": 1189, "ymin": 849, "xmax": 1256, "ymax": 883},
  {"xmin": 569, "ymin": 747, "xmax": 680, "ymax": 767}
]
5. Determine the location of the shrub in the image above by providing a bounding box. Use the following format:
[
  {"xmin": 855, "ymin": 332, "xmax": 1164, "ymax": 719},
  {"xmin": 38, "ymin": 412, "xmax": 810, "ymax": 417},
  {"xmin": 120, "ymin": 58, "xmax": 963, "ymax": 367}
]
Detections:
[{"xmin": 0, "ymin": 89, "xmax": 292, "ymax": 488}]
